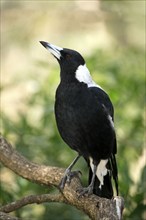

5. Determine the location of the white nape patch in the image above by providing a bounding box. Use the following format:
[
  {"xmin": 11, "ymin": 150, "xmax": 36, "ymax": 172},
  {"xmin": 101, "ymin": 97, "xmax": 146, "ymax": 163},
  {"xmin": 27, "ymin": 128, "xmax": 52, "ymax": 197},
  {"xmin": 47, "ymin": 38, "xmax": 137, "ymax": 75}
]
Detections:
[
  {"xmin": 75, "ymin": 64, "xmax": 102, "ymax": 89},
  {"xmin": 108, "ymin": 115, "xmax": 114, "ymax": 129},
  {"xmin": 47, "ymin": 43, "xmax": 63, "ymax": 60},
  {"xmin": 89, "ymin": 157, "xmax": 108, "ymax": 189}
]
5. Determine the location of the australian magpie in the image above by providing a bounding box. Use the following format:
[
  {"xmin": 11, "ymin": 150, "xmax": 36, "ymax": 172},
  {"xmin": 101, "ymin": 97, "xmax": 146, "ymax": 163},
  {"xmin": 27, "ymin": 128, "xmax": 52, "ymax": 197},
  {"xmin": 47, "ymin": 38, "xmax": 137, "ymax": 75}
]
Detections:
[{"xmin": 40, "ymin": 41, "xmax": 118, "ymax": 199}]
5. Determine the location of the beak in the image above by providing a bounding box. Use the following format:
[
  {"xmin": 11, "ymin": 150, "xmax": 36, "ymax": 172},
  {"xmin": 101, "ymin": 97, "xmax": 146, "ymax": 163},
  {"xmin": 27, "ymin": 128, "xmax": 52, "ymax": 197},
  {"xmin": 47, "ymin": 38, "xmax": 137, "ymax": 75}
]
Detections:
[{"xmin": 40, "ymin": 41, "xmax": 63, "ymax": 60}]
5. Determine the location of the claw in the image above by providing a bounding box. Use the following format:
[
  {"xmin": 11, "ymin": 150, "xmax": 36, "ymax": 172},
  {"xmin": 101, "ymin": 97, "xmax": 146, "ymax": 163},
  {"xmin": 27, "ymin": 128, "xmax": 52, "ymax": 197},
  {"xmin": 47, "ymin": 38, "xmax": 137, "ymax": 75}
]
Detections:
[
  {"xmin": 77, "ymin": 185, "xmax": 94, "ymax": 198},
  {"xmin": 59, "ymin": 155, "xmax": 81, "ymax": 190},
  {"xmin": 66, "ymin": 170, "xmax": 82, "ymax": 184},
  {"xmin": 59, "ymin": 170, "xmax": 82, "ymax": 190},
  {"xmin": 59, "ymin": 175, "xmax": 67, "ymax": 190}
]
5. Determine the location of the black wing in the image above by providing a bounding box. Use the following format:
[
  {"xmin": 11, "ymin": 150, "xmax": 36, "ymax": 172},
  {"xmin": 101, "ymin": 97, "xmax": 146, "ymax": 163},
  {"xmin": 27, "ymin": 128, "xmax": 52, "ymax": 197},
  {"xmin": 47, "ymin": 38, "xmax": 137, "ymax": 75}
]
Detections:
[{"xmin": 89, "ymin": 86, "xmax": 118, "ymax": 196}]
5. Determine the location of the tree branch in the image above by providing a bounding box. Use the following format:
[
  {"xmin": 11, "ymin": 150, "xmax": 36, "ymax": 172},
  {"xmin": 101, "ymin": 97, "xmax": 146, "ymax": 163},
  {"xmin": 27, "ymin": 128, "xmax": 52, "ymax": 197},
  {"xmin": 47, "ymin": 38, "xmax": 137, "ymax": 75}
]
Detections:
[
  {"xmin": 0, "ymin": 135, "xmax": 124, "ymax": 220},
  {"xmin": 0, "ymin": 193, "xmax": 65, "ymax": 213}
]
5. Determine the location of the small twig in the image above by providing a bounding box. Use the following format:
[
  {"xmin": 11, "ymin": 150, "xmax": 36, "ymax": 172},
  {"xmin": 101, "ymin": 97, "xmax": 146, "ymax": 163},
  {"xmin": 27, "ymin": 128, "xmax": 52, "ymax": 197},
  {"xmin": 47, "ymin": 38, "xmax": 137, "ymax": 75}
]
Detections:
[{"xmin": 0, "ymin": 193, "xmax": 65, "ymax": 213}]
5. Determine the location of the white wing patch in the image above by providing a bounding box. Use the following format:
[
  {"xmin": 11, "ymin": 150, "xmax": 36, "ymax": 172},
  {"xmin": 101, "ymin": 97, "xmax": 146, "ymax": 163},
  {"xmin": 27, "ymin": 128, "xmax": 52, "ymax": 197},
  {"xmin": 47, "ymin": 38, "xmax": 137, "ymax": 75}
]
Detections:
[
  {"xmin": 75, "ymin": 64, "xmax": 102, "ymax": 89},
  {"xmin": 89, "ymin": 157, "xmax": 108, "ymax": 189},
  {"xmin": 76, "ymin": 64, "xmax": 111, "ymax": 189},
  {"xmin": 108, "ymin": 115, "xmax": 114, "ymax": 129}
]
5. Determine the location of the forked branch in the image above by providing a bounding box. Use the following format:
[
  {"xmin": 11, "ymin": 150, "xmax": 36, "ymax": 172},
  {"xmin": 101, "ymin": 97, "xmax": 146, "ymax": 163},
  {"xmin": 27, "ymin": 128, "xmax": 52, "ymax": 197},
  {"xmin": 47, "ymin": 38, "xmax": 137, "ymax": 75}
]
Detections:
[{"xmin": 0, "ymin": 135, "xmax": 124, "ymax": 220}]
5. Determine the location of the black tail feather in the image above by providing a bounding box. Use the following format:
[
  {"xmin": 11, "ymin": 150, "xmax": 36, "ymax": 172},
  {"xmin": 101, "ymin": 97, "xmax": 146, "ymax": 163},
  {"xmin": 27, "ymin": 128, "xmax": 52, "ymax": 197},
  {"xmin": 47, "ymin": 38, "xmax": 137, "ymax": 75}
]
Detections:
[
  {"xmin": 88, "ymin": 154, "xmax": 118, "ymax": 199},
  {"xmin": 109, "ymin": 154, "xmax": 119, "ymax": 196},
  {"xmin": 88, "ymin": 167, "xmax": 113, "ymax": 199}
]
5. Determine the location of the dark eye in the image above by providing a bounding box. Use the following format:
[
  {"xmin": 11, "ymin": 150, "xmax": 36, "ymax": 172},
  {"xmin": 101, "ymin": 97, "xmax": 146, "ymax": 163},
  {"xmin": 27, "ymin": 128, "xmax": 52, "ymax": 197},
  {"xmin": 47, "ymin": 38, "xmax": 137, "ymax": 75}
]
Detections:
[{"xmin": 66, "ymin": 54, "xmax": 72, "ymax": 59}]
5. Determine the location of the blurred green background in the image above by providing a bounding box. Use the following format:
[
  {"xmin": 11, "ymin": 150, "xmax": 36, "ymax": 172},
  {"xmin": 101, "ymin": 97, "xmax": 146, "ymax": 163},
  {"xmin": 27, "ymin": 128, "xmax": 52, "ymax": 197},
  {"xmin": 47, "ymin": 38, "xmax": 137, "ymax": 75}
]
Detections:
[{"xmin": 1, "ymin": 1, "xmax": 145, "ymax": 220}]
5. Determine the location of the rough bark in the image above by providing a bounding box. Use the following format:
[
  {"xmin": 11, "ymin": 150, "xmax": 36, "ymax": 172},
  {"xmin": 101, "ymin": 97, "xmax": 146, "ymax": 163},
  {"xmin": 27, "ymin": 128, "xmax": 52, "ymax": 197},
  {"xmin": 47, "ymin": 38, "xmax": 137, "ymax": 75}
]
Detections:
[
  {"xmin": 0, "ymin": 135, "xmax": 124, "ymax": 220},
  {"xmin": 0, "ymin": 212, "xmax": 20, "ymax": 220}
]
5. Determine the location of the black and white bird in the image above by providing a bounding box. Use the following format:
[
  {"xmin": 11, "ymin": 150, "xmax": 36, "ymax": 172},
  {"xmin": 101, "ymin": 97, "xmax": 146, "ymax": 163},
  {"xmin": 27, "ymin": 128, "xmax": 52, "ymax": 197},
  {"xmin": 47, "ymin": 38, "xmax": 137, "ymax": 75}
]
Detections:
[{"xmin": 40, "ymin": 41, "xmax": 118, "ymax": 199}]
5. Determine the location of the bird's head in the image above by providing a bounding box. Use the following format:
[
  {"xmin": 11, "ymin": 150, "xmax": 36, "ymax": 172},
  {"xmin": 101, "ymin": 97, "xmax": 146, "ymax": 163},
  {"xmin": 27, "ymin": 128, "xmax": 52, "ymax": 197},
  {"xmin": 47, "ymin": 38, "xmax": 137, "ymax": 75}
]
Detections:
[{"xmin": 40, "ymin": 41, "xmax": 88, "ymax": 83}]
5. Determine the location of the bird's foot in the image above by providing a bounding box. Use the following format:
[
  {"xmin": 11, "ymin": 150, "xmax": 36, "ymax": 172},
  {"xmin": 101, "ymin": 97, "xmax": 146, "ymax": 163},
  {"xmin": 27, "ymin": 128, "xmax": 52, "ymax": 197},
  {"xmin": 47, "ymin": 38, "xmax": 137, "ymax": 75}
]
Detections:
[
  {"xmin": 59, "ymin": 169, "xmax": 82, "ymax": 190},
  {"xmin": 77, "ymin": 185, "xmax": 93, "ymax": 197}
]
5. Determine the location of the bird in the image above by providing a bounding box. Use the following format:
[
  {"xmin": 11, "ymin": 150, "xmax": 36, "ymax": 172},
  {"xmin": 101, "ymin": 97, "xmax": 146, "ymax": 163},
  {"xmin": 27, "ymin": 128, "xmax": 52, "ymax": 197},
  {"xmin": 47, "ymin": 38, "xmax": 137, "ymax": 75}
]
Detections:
[{"xmin": 40, "ymin": 41, "xmax": 118, "ymax": 199}]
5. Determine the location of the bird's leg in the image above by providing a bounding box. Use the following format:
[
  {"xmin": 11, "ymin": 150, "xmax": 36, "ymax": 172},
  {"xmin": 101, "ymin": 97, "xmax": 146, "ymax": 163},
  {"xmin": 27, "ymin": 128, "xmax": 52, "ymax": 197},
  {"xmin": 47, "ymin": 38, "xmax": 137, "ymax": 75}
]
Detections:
[
  {"xmin": 77, "ymin": 164, "xmax": 97, "ymax": 197},
  {"xmin": 59, "ymin": 155, "xmax": 81, "ymax": 190}
]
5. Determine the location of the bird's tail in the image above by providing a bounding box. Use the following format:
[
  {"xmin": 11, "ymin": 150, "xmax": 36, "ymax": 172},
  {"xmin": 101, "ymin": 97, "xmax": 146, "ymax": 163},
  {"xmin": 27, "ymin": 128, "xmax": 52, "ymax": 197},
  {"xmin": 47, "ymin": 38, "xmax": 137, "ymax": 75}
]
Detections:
[{"xmin": 88, "ymin": 156, "xmax": 118, "ymax": 199}]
